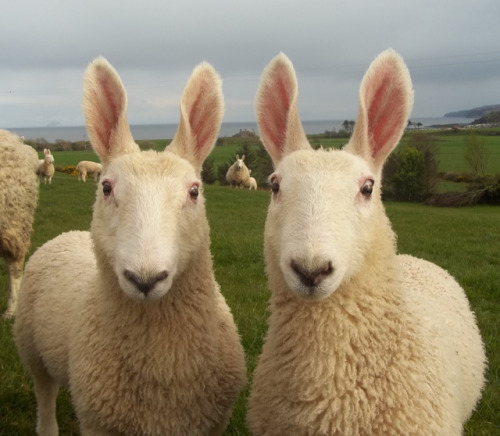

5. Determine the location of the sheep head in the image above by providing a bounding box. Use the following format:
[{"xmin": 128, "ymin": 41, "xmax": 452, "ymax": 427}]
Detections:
[
  {"xmin": 83, "ymin": 57, "xmax": 223, "ymax": 301},
  {"xmin": 256, "ymin": 49, "xmax": 413, "ymax": 300}
]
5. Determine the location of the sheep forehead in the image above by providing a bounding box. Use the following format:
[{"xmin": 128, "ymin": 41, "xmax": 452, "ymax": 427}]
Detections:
[
  {"xmin": 278, "ymin": 148, "xmax": 370, "ymax": 186},
  {"xmin": 106, "ymin": 150, "xmax": 196, "ymax": 182}
]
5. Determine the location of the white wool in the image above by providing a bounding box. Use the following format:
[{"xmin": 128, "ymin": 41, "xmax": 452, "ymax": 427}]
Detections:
[
  {"xmin": 15, "ymin": 57, "xmax": 246, "ymax": 436},
  {"xmin": 75, "ymin": 160, "xmax": 102, "ymax": 182},
  {"xmin": 248, "ymin": 49, "xmax": 486, "ymax": 435},
  {"xmin": 0, "ymin": 129, "xmax": 39, "ymax": 318}
]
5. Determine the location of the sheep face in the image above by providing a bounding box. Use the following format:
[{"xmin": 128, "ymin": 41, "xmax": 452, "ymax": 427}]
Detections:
[
  {"xmin": 235, "ymin": 154, "xmax": 245, "ymax": 169},
  {"xmin": 44, "ymin": 149, "xmax": 54, "ymax": 164},
  {"xmin": 83, "ymin": 57, "xmax": 224, "ymax": 301},
  {"xmin": 257, "ymin": 49, "xmax": 413, "ymax": 302},
  {"xmin": 92, "ymin": 151, "xmax": 207, "ymax": 300},
  {"xmin": 266, "ymin": 148, "xmax": 377, "ymax": 300}
]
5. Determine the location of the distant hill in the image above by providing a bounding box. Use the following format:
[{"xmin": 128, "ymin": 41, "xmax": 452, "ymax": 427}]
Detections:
[
  {"xmin": 444, "ymin": 104, "xmax": 500, "ymax": 118},
  {"xmin": 471, "ymin": 110, "xmax": 500, "ymax": 125}
]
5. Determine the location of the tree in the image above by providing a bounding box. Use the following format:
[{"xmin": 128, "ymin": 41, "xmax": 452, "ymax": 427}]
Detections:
[
  {"xmin": 342, "ymin": 120, "xmax": 355, "ymax": 135},
  {"xmin": 464, "ymin": 133, "xmax": 488, "ymax": 177},
  {"xmin": 407, "ymin": 132, "xmax": 439, "ymax": 197},
  {"xmin": 392, "ymin": 146, "xmax": 425, "ymax": 201}
]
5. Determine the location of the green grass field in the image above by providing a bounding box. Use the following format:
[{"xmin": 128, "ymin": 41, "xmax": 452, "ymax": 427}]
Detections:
[{"xmin": 0, "ymin": 166, "xmax": 498, "ymax": 434}]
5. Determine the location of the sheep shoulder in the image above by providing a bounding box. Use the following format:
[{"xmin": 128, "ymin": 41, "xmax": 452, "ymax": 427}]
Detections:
[{"xmin": 15, "ymin": 231, "xmax": 96, "ymax": 386}]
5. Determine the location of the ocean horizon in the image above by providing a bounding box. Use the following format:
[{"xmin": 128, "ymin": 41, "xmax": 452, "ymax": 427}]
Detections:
[{"xmin": 4, "ymin": 117, "xmax": 472, "ymax": 143}]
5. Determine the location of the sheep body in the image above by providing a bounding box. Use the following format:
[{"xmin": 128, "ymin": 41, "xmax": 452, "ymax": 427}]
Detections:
[
  {"xmin": 76, "ymin": 160, "xmax": 102, "ymax": 182},
  {"xmin": 0, "ymin": 130, "xmax": 39, "ymax": 318},
  {"xmin": 37, "ymin": 148, "xmax": 55, "ymax": 184},
  {"xmin": 247, "ymin": 50, "xmax": 485, "ymax": 435},
  {"xmin": 15, "ymin": 57, "xmax": 246, "ymax": 435},
  {"xmin": 226, "ymin": 154, "xmax": 251, "ymax": 188},
  {"xmin": 247, "ymin": 176, "xmax": 257, "ymax": 190}
]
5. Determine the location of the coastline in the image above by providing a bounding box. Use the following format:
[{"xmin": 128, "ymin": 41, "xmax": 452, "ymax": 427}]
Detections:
[{"xmin": 5, "ymin": 117, "xmax": 474, "ymax": 142}]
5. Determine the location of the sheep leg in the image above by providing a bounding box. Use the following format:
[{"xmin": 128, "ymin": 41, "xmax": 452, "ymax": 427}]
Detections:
[
  {"xmin": 32, "ymin": 370, "xmax": 59, "ymax": 436},
  {"xmin": 3, "ymin": 258, "xmax": 24, "ymax": 319}
]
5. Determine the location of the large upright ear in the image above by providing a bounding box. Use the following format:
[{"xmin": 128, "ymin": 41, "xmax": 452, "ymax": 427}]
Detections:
[
  {"xmin": 167, "ymin": 62, "xmax": 224, "ymax": 173},
  {"xmin": 83, "ymin": 56, "xmax": 138, "ymax": 165},
  {"xmin": 345, "ymin": 49, "xmax": 414, "ymax": 173},
  {"xmin": 255, "ymin": 53, "xmax": 311, "ymax": 166}
]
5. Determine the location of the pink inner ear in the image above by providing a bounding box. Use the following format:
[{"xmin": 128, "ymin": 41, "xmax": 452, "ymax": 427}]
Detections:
[
  {"xmin": 187, "ymin": 78, "xmax": 218, "ymax": 159},
  {"xmin": 93, "ymin": 69, "xmax": 122, "ymax": 154},
  {"xmin": 367, "ymin": 70, "xmax": 405, "ymax": 160},
  {"xmin": 259, "ymin": 65, "xmax": 293, "ymax": 155}
]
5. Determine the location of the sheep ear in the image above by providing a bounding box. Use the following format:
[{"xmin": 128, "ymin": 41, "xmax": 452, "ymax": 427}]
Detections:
[
  {"xmin": 167, "ymin": 62, "xmax": 224, "ymax": 173},
  {"xmin": 256, "ymin": 53, "xmax": 310, "ymax": 165},
  {"xmin": 345, "ymin": 49, "xmax": 414, "ymax": 172},
  {"xmin": 83, "ymin": 56, "xmax": 139, "ymax": 165}
]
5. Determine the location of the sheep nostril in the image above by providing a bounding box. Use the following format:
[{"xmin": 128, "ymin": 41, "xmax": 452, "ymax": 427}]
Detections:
[
  {"xmin": 291, "ymin": 260, "xmax": 333, "ymax": 287},
  {"xmin": 124, "ymin": 269, "xmax": 169, "ymax": 296}
]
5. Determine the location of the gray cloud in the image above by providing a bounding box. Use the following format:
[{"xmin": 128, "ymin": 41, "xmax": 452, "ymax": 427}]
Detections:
[{"xmin": 2, "ymin": 0, "xmax": 500, "ymax": 127}]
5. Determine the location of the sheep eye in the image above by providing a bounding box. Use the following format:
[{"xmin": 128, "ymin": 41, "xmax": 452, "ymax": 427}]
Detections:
[
  {"xmin": 271, "ymin": 181, "xmax": 280, "ymax": 194},
  {"xmin": 102, "ymin": 181, "xmax": 112, "ymax": 197},
  {"xmin": 361, "ymin": 180, "xmax": 374, "ymax": 197},
  {"xmin": 189, "ymin": 184, "xmax": 199, "ymax": 200}
]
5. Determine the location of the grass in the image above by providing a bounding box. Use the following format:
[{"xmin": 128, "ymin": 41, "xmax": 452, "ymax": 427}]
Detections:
[
  {"xmin": 0, "ymin": 156, "xmax": 499, "ymax": 434},
  {"xmin": 401, "ymin": 131, "xmax": 500, "ymax": 174}
]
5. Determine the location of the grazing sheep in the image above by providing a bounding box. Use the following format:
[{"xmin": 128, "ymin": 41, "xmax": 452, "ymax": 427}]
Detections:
[
  {"xmin": 76, "ymin": 160, "xmax": 102, "ymax": 182},
  {"xmin": 247, "ymin": 50, "xmax": 486, "ymax": 435},
  {"xmin": 14, "ymin": 57, "xmax": 246, "ymax": 436},
  {"xmin": 0, "ymin": 130, "xmax": 39, "ymax": 318},
  {"xmin": 226, "ymin": 154, "xmax": 251, "ymax": 188},
  {"xmin": 37, "ymin": 148, "xmax": 55, "ymax": 184}
]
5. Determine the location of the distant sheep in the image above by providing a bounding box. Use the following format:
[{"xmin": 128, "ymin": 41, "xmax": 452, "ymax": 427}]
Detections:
[
  {"xmin": 0, "ymin": 130, "xmax": 39, "ymax": 318},
  {"xmin": 245, "ymin": 170, "xmax": 258, "ymax": 190},
  {"xmin": 37, "ymin": 148, "xmax": 55, "ymax": 184},
  {"xmin": 247, "ymin": 50, "xmax": 486, "ymax": 435},
  {"xmin": 76, "ymin": 160, "xmax": 102, "ymax": 182},
  {"xmin": 14, "ymin": 57, "xmax": 246, "ymax": 435},
  {"xmin": 226, "ymin": 154, "xmax": 251, "ymax": 188}
]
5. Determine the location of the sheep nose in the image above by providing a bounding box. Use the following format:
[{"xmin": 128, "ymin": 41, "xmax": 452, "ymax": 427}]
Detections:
[
  {"xmin": 124, "ymin": 269, "xmax": 169, "ymax": 296},
  {"xmin": 291, "ymin": 260, "xmax": 333, "ymax": 287}
]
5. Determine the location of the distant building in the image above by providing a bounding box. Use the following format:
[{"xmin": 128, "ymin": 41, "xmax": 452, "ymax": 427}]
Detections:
[{"xmin": 232, "ymin": 128, "xmax": 256, "ymax": 138}]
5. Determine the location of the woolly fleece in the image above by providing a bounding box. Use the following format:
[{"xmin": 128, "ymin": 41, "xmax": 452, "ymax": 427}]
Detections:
[{"xmin": 0, "ymin": 129, "xmax": 39, "ymax": 318}]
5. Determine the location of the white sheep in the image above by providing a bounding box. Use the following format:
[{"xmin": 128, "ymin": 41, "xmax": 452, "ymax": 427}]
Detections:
[
  {"xmin": 247, "ymin": 176, "xmax": 257, "ymax": 190},
  {"xmin": 76, "ymin": 160, "xmax": 102, "ymax": 182},
  {"xmin": 0, "ymin": 130, "xmax": 39, "ymax": 318},
  {"xmin": 226, "ymin": 154, "xmax": 251, "ymax": 188},
  {"xmin": 247, "ymin": 50, "xmax": 486, "ymax": 435},
  {"xmin": 245, "ymin": 169, "xmax": 258, "ymax": 190},
  {"xmin": 14, "ymin": 57, "xmax": 246, "ymax": 436},
  {"xmin": 37, "ymin": 148, "xmax": 55, "ymax": 184}
]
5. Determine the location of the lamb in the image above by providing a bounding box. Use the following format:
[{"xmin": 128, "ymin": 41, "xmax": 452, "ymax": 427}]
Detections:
[
  {"xmin": 0, "ymin": 130, "xmax": 39, "ymax": 318},
  {"xmin": 247, "ymin": 176, "xmax": 257, "ymax": 190},
  {"xmin": 247, "ymin": 50, "xmax": 486, "ymax": 435},
  {"xmin": 226, "ymin": 154, "xmax": 251, "ymax": 188},
  {"xmin": 37, "ymin": 148, "xmax": 55, "ymax": 184},
  {"xmin": 14, "ymin": 57, "xmax": 246, "ymax": 436},
  {"xmin": 76, "ymin": 160, "xmax": 102, "ymax": 182},
  {"xmin": 246, "ymin": 170, "xmax": 258, "ymax": 190}
]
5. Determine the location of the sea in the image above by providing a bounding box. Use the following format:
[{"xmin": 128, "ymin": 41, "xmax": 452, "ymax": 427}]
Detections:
[{"xmin": 5, "ymin": 117, "xmax": 472, "ymax": 143}]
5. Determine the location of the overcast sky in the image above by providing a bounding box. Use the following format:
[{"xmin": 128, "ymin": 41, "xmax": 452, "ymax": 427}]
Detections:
[{"xmin": 1, "ymin": 0, "xmax": 499, "ymax": 128}]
